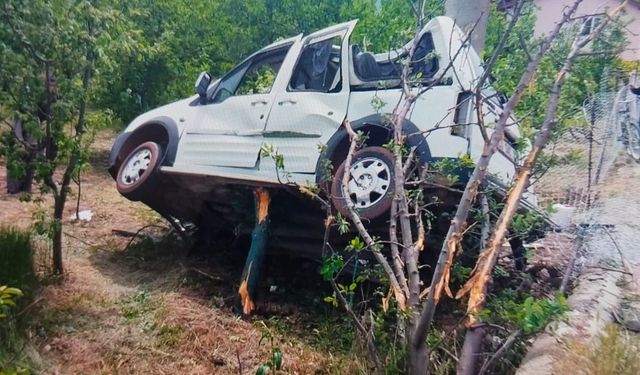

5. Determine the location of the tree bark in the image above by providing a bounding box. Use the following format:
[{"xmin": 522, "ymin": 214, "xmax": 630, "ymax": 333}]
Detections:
[
  {"xmin": 445, "ymin": 0, "xmax": 490, "ymax": 53},
  {"xmin": 457, "ymin": 326, "xmax": 485, "ymax": 375}
]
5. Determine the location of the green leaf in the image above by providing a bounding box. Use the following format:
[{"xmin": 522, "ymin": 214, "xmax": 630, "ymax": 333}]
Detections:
[
  {"xmin": 256, "ymin": 364, "xmax": 271, "ymax": 375},
  {"xmin": 272, "ymin": 348, "xmax": 283, "ymax": 370},
  {"xmin": 320, "ymin": 254, "xmax": 344, "ymax": 281}
]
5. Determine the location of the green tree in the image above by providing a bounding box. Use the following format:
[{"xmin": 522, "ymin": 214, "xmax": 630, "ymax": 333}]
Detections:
[{"xmin": 0, "ymin": 0, "xmax": 135, "ymax": 275}]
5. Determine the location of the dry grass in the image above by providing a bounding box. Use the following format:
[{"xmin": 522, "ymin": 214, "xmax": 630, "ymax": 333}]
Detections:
[
  {"xmin": 554, "ymin": 323, "xmax": 640, "ymax": 375},
  {"xmin": 1, "ymin": 130, "xmax": 365, "ymax": 374}
]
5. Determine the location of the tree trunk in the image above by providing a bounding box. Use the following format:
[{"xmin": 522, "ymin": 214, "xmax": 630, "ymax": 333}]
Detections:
[
  {"xmin": 52, "ymin": 197, "xmax": 65, "ymax": 275},
  {"xmin": 445, "ymin": 0, "xmax": 491, "ymax": 53},
  {"xmin": 457, "ymin": 326, "xmax": 485, "ymax": 375},
  {"xmin": 238, "ymin": 188, "xmax": 271, "ymax": 315}
]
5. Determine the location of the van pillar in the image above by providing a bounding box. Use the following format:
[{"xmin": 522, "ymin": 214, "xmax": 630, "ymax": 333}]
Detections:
[{"xmin": 238, "ymin": 187, "xmax": 271, "ymax": 315}]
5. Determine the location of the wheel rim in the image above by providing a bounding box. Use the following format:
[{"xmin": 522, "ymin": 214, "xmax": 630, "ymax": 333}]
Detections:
[
  {"xmin": 346, "ymin": 156, "xmax": 391, "ymax": 209},
  {"xmin": 121, "ymin": 147, "xmax": 152, "ymax": 186}
]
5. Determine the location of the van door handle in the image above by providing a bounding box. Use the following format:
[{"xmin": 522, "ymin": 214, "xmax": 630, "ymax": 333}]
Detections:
[
  {"xmin": 278, "ymin": 99, "xmax": 297, "ymax": 106},
  {"xmin": 251, "ymin": 100, "xmax": 268, "ymax": 106}
]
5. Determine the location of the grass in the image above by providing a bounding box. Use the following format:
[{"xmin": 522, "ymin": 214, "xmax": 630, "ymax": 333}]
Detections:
[{"xmin": 555, "ymin": 323, "xmax": 640, "ymax": 375}]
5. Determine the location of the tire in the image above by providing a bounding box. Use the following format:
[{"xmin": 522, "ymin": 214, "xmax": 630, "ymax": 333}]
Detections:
[
  {"xmin": 627, "ymin": 122, "xmax": 640, "ymax": 162},
  {"xmin": 331, "ymin": 146, "xmax": 395, "ymax": 220},
  {"xmin": 116, "ymin": 141, "xmax": 163, "ymax": 201}
]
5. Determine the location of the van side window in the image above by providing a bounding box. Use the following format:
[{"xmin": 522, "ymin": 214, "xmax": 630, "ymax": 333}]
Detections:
[
  {"xmin": 289, "ymin": 36, "xmax": 342, "ymax": 93},
  {"xmin": 211, "ymin": 44, "xmax": 291, "ymax": 103}
]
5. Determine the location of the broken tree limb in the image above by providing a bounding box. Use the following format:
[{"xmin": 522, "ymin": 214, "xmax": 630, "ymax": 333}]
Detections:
[
  {"xmin": 341, "ymin": 120, "xmax": 408, "ymax": 310},
  {"xmin": 457, "ymin": 193, "xmax": 489, "ymax": 375},
  {"xmin": 478, "ymin": 329, "xmax": 522, "ymax": 375},
  {"xmin": 457, "ymin": 1, "xmax": 626, "ymax": 328},
  {"xmin": 238, "ymin": 188, "xmax": 271, "ymax": 315},
  {"xmin": 411, "ymin": 1, "xmax": 585, "ymax": 370}
]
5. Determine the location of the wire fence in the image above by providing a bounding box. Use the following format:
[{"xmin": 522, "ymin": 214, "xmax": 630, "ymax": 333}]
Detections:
[{"xmin": 532, "ymin": 67, "xmax": 640, "ymax": 284}]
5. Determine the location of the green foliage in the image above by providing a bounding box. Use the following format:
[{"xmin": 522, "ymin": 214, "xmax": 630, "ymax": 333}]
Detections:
[
  {"xmin": 260, "ymin": 143, "xmax": 291, "ymax": 181},
  {"xmin": 450, "ymin": 263, "xmax": 472, "ymax": 285},
  {"xmin": 0, "ymin": 227, "xmax": 34, "ymax": 374},
  {"xmin": 255, "ymin": 321, "xmax": 285, "ymax": 374},
  {"xmin": 0, "ymin": 286, "xmax": 23, "ymax": 319},
  {"xmin": 320, "ymin": 254, "xmax": 344, "ymax": 281},
  {"xmin": 0, "ymin": 227, "xmax": 35, "ymax": 296},
  {"xmin": 485, "ymin": 2, "xmax": 625, "ymax": 143},
  {"xmin": 339, "ymin": 0, "xmax": 443, "ymax": 53},
  {"xmin": 119, "ymin": 291, "xmax": 155, "ymax": 320},
  {"xmin": 0, "ymin": 368, "xmax": 30, "ymax": 375},
  {"xmin": 510, "ymin": 211, "xmax": 545, "ymax": 238},
  {"xmin": 430, "ymin": 157, "xmax": 474, "ymax": 185},
  {"xmin": 345, "ymin": 236, "xmax": 365, "ymax": 252},
  {"xmin": 483, "ymin": 292, "xmax": 570, "ymax": 334},
  {"xmin": 335, "ymin": 213, "xmax": 351, "ymax": 235},
  {"xmin": 237, "ymin": 66, "xmax": 277, "ymax": 95}
]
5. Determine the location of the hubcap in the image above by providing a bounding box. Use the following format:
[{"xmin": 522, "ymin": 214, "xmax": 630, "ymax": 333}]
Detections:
[
  {"xmin": 121, "ymin": 147, "xmax": 152, "ymax": 186},
  {"xmin": 346, "ymin": 157, "xmax": 391, "ymax": 208}
]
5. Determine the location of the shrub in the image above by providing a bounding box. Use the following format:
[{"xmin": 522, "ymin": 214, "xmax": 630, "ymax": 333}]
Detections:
[
  {"xmin": 0, "ymin": 227, "xmax": 36, "ymax": 296},
  {"xmin": 0, "ymin": 226, "xmax": 36, "ymax": 370}
]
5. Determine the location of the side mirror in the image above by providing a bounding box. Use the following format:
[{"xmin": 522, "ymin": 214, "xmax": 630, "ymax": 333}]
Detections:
[{"xmin": 195, "ymin": 71, "xmax": 212, "ymax": 99}]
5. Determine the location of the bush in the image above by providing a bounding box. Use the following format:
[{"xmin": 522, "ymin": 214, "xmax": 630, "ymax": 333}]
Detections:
[
  {"xmin": 0, "ymin": 227, "xmax": 36, "ymax": 296},
  {"xmin": 0, "ymin": 226, "xmax": 36, "ymax": 370}
]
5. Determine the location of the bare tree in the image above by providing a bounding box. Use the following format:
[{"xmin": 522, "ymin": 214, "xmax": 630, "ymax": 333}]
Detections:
[{"xmin": 454, "ymin": 3, "xmax": 627, "ymax": 373}]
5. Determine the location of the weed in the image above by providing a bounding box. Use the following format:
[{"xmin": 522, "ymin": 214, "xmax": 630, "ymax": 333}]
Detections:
[
  {"xmin": 155, "ymin": 323, "xmax": 185, "ymax": 349},
  {"xmin": 255, "ymin": 321, "xmax": 284, "ymax": 375},
  {"xmin": 483, "ymin": 291, "xmax": 570, "ymax": 334},
  {"xmin": 555, "ymin": 323, "xmax": 640, "ymax": 375},
  {"xmin": 119, "ymin": 291, "xmax": 155, "ymax": 320}
]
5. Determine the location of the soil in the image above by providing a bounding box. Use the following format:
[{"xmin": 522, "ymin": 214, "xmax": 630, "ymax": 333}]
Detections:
[{"xmin": 0, "ymin": 130, "xmax": 361, "ymax": 374}]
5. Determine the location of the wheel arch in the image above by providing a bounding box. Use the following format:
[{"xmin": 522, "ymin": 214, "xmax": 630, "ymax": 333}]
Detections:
[
  {"xmin": 315, "ymin": 114, "xmax": 432, "ymax": 184},
  {"xmin": 108, "ymin": 116, "xmax": 180, "ymax": 178}
]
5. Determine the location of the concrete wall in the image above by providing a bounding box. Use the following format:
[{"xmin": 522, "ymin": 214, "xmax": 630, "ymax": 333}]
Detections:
[{"xmin": 534, "ymin": 0, "xmax": 640, "ymax": 60}]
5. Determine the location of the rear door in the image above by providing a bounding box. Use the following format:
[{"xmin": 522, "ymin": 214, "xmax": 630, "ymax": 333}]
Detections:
[{"xmin": 262, "ymin": 21, "xmax": 357, "ymax": 174}]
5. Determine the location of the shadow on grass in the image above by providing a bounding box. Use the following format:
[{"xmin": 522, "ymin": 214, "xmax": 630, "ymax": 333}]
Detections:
[{"xmin": 85, "ymin": 228, "xmax": 357, "ymax": 354}]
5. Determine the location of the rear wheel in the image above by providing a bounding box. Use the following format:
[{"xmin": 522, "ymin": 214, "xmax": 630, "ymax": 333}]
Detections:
[
  {"xmin": 627, "ymin": 121, "xmax": 640, "ymax": 161},
  {"xmin": 116, "ymin": 141, "xmax": 163, "ymax": 201},
  {"xmin": 331, "ymin": 146, "xmax": 395, "ymax": 220}
]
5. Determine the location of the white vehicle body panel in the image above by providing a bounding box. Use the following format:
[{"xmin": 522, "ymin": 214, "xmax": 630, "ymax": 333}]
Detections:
[
  {"xmin": 176, "ymin": 35, "xmax": 303, "ymax": 169},
  {"xmin": 116, "ymin": 16, "xmax": 538, "ymax": 208},
  {"xmin": 262, "ymin": 21, "xmax": 357, "ymax": 173}
]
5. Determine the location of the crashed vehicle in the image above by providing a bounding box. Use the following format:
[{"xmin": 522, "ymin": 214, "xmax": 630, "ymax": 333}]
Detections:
[{"xmin": 108, "ymin": 17, "xmax": 536, "ymax": 310}]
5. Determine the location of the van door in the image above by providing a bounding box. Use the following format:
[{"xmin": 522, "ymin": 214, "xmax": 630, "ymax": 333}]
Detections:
[
  {"xmin": 178, "ymin": 39, "xmax": 298, "ymax": 169},
  {"xmin": 262, "ymin": 21, "xmax": 357, "ymax": 174}
]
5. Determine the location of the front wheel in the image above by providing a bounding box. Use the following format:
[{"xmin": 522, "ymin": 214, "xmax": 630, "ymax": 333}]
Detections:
[
  {"xmin": 331, "ymin": 146, "xmax": 395, "ymax": 220},
  {"xmin": 116, "ymin": 141, "xmax": 163, "ymax": 201}
]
